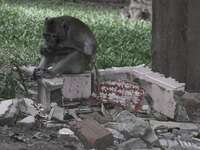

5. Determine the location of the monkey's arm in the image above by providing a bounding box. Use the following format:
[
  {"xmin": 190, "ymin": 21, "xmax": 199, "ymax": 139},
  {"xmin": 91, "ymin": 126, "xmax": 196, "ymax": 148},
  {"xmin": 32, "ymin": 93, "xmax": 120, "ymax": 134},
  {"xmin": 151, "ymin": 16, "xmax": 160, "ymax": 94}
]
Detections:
[{"xmin": 38, "ymin": 56, "xmax": 54, "ymax": 69}]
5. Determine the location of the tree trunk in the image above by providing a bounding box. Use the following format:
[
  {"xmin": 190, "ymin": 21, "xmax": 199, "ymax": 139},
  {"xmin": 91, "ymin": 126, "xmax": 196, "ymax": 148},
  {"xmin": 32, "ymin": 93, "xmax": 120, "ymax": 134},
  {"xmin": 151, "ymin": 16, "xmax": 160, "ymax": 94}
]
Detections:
[
  {"xmin": 152, "ymin": 0, "xmax": 187, "ymax": 82},
  {"xmin": 186, "ymin": 0, "xmax": 200, "ymax": 92},
  {"xmin": 152, "ymin": 0, "xmax": 200, "ymax": 92}
]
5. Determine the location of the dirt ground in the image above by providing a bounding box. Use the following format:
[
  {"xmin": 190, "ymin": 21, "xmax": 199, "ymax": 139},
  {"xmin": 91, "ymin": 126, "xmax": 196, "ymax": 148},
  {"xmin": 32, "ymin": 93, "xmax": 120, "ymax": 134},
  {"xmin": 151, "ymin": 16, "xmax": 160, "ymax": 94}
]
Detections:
[{"xmin": 0, "ymin": 126, "xmax": 84, "ymax": 150}]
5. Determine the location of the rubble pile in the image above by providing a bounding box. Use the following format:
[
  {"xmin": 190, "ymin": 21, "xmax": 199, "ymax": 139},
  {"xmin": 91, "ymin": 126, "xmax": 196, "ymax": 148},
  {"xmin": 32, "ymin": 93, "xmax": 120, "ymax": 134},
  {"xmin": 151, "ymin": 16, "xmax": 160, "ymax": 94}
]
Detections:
[{"xmin": 0, "ymin": 65, "xmax": 200, "ymax": 150}]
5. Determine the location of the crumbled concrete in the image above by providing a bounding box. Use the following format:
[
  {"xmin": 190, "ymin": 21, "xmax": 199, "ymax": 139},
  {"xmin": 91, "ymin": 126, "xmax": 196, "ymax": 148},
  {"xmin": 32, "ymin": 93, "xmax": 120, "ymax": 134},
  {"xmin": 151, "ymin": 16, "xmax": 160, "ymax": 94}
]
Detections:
[
  {"xmin": 18, "ymin": 98, "xmax": 39, "ymax": 117},
  {"xmin": 50, "ymin": 106, "xmax": 65, "ymax": 121},
  {"xmin": 106, "ymin": 128, "xmax": 126, "ymax": 145},
  {"xmin": 17, "ymin": 115, "xmax": 35, "ymax": 128},
  {"xmin": 0, "ymin": 99, "xmax": 20, "ymax": 126},
  {"xmin": 105, "ymin": 111, "xmax": 149, "ymax": 138}
]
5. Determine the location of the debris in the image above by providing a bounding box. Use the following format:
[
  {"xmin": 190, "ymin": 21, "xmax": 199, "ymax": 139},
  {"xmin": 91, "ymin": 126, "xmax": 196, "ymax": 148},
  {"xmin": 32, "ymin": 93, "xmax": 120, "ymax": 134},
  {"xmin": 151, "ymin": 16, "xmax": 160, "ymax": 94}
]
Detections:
[
  {"xmin": 181, "ymin": 92, "xmax": 200, "ymax": 122},
  {"xmin": 0, "ymin": 99, "xmax": 20, "ymax": 126},
  {"xmin": 74, "ymin": 119, "xmax": 113, "ymax": 149},
  {"xmin": 76, "ymin": 106, "xmax": 93, "ymax": 114},
  {"xmin": 10, "ymin": 132, "xmax": 30, "ymax": 144},
  {"xmin": 58, "ymin": 128, "xmax": 74, "ymax": 135},
  {"xmin": 159, "ymin": 138, "xmax": 200, "ymax": 150},
  {"xmin": 17, "ymin": 115, "xmax": 35, "ymax": 128},
  {"xmin": 106, "ymin": 128, "xmax": 126, "ymax": 145},
  {"xmin": 79, "ymin": 112, "xmax": 111, "ymax": 124},
  {"xmin": 149, "ymin": 120, "xmax": 198, "ymax": 130},
  {"xmin": 142, "ymin": 126, "xmax": 158, "ymax": 144},
  {"xmin": 117, "ymin": 138, "xmax": 149, "ymax": 150},
  {"xmin": 68, "ymin": 109, "xmax": 82, "ymax": 121},
  {"xmin": 18, "ymin": 98, "xmax": 39, "ymax": 117},
  {"xmin": 45, "ymin": 121, "xmax": 68, "ymax": 128},
  {"xmin": 105, "ymin": 110, "xmax": 149, "ymax": 138},
  {"xmin": 50, "ymin": 106, "xmax": 65, "ymax": 121}
]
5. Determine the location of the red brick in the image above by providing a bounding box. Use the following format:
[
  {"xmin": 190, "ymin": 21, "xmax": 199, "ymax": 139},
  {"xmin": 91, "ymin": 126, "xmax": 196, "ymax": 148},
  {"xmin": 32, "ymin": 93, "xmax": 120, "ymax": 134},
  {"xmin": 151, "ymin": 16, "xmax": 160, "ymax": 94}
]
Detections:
[{"xmin": 75, "ymin": 119, "xmax": 113, "ymax": 149}]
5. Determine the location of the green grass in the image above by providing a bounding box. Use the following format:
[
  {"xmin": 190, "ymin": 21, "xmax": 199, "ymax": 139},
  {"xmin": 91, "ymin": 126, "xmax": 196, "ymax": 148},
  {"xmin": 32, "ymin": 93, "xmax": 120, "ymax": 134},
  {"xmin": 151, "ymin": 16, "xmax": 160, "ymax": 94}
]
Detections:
[
  {"xmin": 0, "ymin": 0, "xmax": 151, "ymax": 68},
  {"xmin": 0, "ymin": 0, "xmax": 151, "ymax": 99}
]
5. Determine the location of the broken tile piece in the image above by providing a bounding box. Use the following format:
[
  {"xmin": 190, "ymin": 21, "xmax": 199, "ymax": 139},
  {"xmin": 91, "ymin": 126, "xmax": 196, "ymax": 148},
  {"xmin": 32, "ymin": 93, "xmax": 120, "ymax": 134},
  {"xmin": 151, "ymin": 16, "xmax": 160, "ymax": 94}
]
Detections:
[{"xmin": 75, "ymin": 119, "xmax": 113, "ymax": 149}]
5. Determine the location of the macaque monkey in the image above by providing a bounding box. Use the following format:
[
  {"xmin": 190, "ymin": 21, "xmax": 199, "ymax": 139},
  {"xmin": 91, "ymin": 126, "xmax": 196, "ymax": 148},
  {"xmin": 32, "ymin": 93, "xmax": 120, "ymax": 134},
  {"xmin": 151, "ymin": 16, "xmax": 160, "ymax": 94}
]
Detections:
[{"xmin": 33, "ymin": 16, "xmax": 97, "ymax": 79}]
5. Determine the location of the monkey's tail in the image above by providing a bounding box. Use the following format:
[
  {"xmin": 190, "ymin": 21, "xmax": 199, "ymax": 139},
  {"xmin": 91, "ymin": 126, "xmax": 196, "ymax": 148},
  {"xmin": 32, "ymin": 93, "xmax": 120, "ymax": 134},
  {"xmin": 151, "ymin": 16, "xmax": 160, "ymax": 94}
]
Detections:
[{"xmin": 91, "ymin": 56, "xmax": 100, "ymax": 96}]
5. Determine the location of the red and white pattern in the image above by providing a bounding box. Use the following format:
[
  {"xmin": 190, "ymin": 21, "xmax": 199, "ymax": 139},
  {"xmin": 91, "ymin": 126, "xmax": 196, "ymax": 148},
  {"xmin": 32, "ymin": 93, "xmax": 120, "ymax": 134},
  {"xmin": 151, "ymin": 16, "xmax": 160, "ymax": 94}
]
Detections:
[{"xmin": 95, "ymin": 80, "xmax": 144, "ymax": 112}]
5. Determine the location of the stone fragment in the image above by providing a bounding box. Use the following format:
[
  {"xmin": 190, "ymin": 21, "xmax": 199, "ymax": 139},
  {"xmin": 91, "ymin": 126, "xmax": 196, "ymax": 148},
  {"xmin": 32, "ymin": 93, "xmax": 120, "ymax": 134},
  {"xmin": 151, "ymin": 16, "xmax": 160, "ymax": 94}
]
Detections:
[
  {"xmin": 150, "ymin": 120, "xmax": 198, "ymax": 130},
  {"xmin": 181, "ymin": 92, "xmax": 200, "ymax": 122},
  {"xmin": 0, "ymin": 99, "xmax": 19, "ymax": 126},
  {"xmin": 18, "ymin": 98, "xmax": 39, "ymax": 116},
  {"xmin": 142, "ymin": 127, "xmax": 158, "ymax": 144},
  {"xmin": 17, "ymin": 115, "xmax": 35, "ymax": 128},
  {"xmin": 106, "ymin": 128, "xmax": 126, "ymax": 145},
  {"xmin": 58, "ymin": 128, "xmax": 74, "ymax": 135},
  {"xmin": 74, "ymin": 119, "xmax": 113, "ymax": 149},
  {"xmin": 105, "ymin": 111, "xmax": 149, "ymax": 139},
  {"xmin": 51, "ymin": 106, "xmax": 65, "ymax": 121},
  {"xmin": 117, "ymin": 138, "xmax": 148, "ymax": 150}
]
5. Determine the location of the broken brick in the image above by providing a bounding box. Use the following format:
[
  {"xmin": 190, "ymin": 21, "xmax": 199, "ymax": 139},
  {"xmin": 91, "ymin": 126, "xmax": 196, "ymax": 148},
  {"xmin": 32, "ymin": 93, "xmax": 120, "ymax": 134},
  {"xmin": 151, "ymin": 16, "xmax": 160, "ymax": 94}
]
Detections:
[{"xmin": 74, "ymin": 119, "xmax": 113, "ymax": 149}]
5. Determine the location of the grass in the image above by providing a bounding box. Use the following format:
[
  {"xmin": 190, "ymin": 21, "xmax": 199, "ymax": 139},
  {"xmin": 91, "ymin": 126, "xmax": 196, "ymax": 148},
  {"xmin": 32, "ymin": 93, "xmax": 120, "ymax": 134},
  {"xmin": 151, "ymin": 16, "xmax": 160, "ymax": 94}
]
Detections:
[{"xmin": 0, "ymin": 0, "xmax": 151, "ymax": 98}]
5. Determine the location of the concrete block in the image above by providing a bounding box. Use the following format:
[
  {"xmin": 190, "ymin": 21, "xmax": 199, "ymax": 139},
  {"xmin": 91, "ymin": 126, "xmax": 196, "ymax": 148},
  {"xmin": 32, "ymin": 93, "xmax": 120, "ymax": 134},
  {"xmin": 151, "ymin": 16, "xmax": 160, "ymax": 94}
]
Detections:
[
  {"xmin": 75, "ymin": 119, "xmax": 113, "ymax": 149},
  {"xmin": 38, "ymin": 73, "xmax": 92, "ymax": 110},
  {"xmin": 38, "ymin": 77, "xmax": 63, "ymax": 110}
]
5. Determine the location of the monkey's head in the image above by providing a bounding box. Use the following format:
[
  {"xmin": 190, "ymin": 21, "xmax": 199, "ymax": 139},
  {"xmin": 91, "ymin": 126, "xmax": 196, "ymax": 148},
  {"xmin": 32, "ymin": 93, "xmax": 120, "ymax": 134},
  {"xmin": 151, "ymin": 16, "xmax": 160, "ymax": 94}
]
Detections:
[{"xmin": 43, "ymin": 17, "xmax": 68, "ymax": 48}]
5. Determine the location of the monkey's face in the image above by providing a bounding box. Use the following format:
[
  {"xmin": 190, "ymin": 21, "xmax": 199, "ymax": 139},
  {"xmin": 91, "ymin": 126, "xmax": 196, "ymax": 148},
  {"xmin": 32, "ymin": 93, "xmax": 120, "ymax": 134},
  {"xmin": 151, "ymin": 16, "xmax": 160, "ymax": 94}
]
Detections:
[{"xmin": 43, "ymin": 17, "xmax": 66, "ymax": 48}]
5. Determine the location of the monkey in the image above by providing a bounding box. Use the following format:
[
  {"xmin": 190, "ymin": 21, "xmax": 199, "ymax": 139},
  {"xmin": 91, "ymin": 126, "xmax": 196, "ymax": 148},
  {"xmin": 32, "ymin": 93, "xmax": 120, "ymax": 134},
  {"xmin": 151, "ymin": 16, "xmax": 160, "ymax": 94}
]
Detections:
[{"xmin": 33, "ymin": 16, "xmax": 97, "ymax": 80}]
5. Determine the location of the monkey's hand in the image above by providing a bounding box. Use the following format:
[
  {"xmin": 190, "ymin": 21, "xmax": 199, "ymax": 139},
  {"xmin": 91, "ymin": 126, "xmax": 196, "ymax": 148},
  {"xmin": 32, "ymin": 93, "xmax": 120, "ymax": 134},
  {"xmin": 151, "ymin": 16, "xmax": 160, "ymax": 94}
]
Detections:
[
  {"xmin": 32, "ymin": 68, "xmax": 55, "ymax": 80},
  {"xmin": 32, "ymin": 68, "xmax": 44, "ymax": 80},
  {"xmin": 40, "ymin": 46, "xmax": 54, "ymax": 56}
]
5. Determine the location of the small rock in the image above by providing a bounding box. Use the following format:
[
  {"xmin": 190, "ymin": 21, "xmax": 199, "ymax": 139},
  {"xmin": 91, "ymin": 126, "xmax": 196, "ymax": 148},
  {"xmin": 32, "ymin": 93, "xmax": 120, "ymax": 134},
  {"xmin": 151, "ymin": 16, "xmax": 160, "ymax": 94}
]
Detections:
[
  {"xmin": 17, "ymin": 115, "xmax": 35, "ymax": 129},
  {"xmin": 58, "ymin": 128, "xmax": 74, "ymax": 135},
  {"xmin": 106, "ymin": 128, "xmax": 126, "ymax": 145},
  {"xmin": 18, "ymin": 98, "xmax": 39, "ymax": 116},
  {"xmin": 0, "ymin": 99, "xmax": 19, "ymax": 126},
  {"xmin": 51, "ymin": 106, "xmax": 65, "ymax": 121}
]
